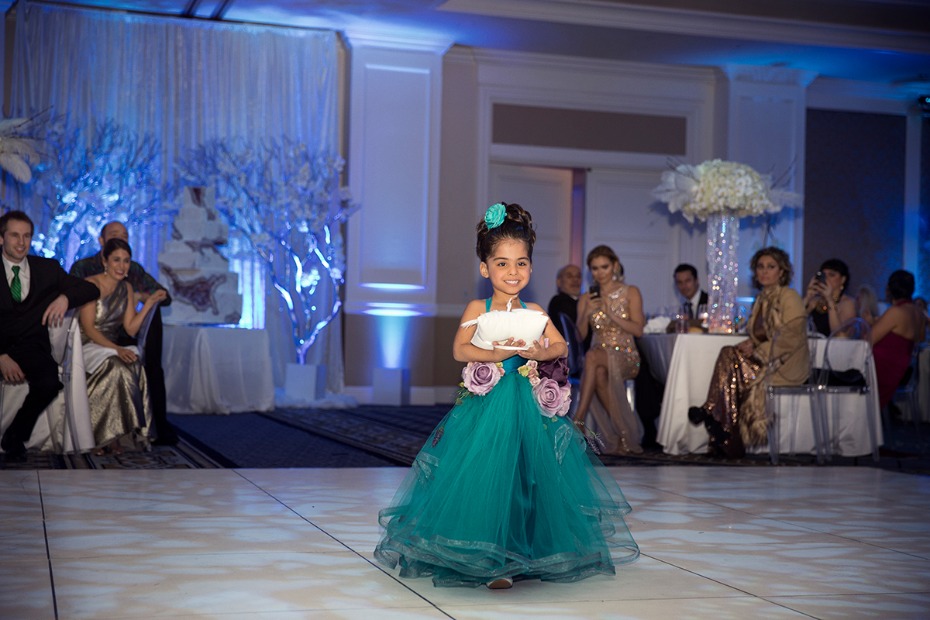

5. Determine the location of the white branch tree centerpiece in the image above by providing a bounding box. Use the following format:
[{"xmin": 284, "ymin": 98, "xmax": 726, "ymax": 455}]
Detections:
[
  {"xmin": 176, "ymin": 137, "xmax": 358, "ymax": 389},
  {"xmin": 29, "ymin": 117, "xmax": 167, "ymax": 267},
  {"xmin": 653, "ymin": 159, "xmax": 802, "ymax": 333}
]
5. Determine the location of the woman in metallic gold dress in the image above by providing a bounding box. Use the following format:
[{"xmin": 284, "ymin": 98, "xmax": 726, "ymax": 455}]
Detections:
[
  {"xmin": 688, "ymin": 247, "xmax": 809, "ymax": 459},
  {"xmin": 574, "ymin": 245, "xmax": 645, "ymax": 455},
  {"xmin": 79, "ymin": 238, "xmax": 167, "ymax": 455}
]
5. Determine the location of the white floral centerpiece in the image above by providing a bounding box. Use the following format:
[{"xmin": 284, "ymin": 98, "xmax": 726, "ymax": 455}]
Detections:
[
  {"xmin": 653, "ymin": 159, "xmax": 801, "ymax": 223},
  {"xmin": 653, "ymin": 159, "xmax": 801, "ymax": 333}
]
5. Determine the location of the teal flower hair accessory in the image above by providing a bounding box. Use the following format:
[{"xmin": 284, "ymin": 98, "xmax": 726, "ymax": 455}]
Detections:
[{"xmin": 484, "ymin": 202, "xmax": 507, "ymax": 229}]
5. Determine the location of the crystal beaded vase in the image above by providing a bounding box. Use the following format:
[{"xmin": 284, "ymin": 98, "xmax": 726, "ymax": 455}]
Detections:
[{"xmin": 705, "ymin": 212, "xmax": 739, "ymax": 333}]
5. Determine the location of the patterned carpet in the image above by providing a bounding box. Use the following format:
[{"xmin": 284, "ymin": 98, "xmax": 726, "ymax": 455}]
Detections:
[
  {"xmin": 173, "ymin": 405, "xmax": 930, "ymax": 473},
  {"xmin": 4, "ymin": 405, "xmax": 928, "ymax": 472},
  {"xmin": 0, "ymin": 440, "xmax": 220, "ymax": 470}
]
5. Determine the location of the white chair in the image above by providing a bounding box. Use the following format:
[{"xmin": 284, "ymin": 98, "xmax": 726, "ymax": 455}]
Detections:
[
  {"xmin": 819, "ymin": 317, "xmax": 880, "ymax": 462},
  {"xmin": 765, "ymin": 316, "xmax": 826, "ymax": 464},
  {"xmin": 0, "ymin": 311, "xmax": 94, "ymax": 454}
]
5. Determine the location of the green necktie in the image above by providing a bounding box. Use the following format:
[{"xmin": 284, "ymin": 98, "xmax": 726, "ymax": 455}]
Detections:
[{"xmin": 10, "ymin": 265, "xmax": 21, "ymax": 302}]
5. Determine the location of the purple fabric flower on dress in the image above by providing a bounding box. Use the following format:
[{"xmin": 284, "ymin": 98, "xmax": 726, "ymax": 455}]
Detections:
[
  {"xmin": 533, "ymin": 378, "xmax": 571, "ymax": 417},
  {"xmin": 537, "ymin": 357, "xmax": 569, "ymax": 385},
  {"xmin": 462, "ymin": 361, "xmax": 503, "ymax": 396}
]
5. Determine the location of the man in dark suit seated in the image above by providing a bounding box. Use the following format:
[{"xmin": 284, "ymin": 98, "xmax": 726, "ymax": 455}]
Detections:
[
  {"xmin": 70, "ymin": 221, "xmax": 178, "ymax": 445},
  {"xmin": 547, "ymin": 264, "xmax": 591, "ymax": 380},
  {"xmin": 674, "ymin": 263, "xmax": 709, "ymax": 319},
  {"xmin": 0, "ymin": 210, "xmax": 99, "ymax": 462},
  {"xmin": 547, "ymin": 263, "xmax": 582, "ymax": 337}
]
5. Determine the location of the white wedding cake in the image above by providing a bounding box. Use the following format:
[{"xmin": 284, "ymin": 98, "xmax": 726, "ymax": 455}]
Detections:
[{"xmin": 158, "ymin": 186, "xmax": 243, "ymax": 325}]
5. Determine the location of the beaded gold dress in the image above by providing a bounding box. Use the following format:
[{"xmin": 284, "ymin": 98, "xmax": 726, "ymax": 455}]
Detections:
[
  {"xmin": 584, "ymin": 284, "xmax": 643, "ymax": 454},
  {"xmin": 81, "ymin": 280, "xmax": 152, "ymax": 449}
]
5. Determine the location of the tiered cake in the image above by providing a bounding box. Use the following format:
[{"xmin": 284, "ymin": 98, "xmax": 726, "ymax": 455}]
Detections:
[{"xmin": 158, "ymin": 186, "xmax": 243, "ymax": 325}]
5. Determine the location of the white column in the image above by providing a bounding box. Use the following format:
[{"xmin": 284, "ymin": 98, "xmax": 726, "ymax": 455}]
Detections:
[
  {"xmin": 343, "ymin": 32, "xmax": 451, "ymax": 403},
  {"xmin": 344, "ymin": 32, "xmax": 451, "ymax": 315},
  {"xmin": 721, "ymin": 65, "xmax": 817, "ymax": 293}
]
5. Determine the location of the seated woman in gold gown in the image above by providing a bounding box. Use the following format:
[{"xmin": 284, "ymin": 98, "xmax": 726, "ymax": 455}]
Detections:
[
  {"xmin": 574, "ymin": 245, "xmax": 645, "ymax": 455},
  {"xmin": 79, "ymin": 238, "xmax": 167, "ymax": 455},
  {"xmin": 688, "ymin": 246, "xmax": 809, "ymax": 459}
]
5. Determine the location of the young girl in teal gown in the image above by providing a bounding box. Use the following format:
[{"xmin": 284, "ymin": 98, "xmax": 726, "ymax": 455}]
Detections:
[{"xmin": 374, "ymin": 202, "xmax": 639, "ymax": 589}]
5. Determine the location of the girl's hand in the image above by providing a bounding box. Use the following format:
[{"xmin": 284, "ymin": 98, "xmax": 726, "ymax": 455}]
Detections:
[
  {"xmin": 148, "ymin": 289, "xmax": 168, "ymax": 305},
  {"xmin": 493, "ymin": 337, "xmax": 526, "ymax": 350},
  {"xmin": 520, "ymin": 337, "xmax": 550, "ymax": 360},
  {"xmin": 116, "ymin": 347, "xmax": 138, "ymax": 364}
]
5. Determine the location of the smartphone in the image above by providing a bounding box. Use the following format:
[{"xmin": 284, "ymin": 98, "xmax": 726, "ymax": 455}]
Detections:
[
  {"xmin": 815, "ymin": 271, "xmax": 826, "ymax": 283},
  {"xmin": 589, "ymin": 284, "xmax": 600, "ymax": 299}
]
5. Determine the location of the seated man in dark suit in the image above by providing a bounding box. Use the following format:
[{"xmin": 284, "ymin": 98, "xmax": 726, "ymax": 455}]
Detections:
[
  {"xmin": 70, "ymin": 221, "xmax": 178, "ymax": 445},
  {"xmin": 674, "ymin": 263, "xmax": 709, "ymax": 318},
  {"xmin": 547, "ymin": 263, "xmax": 582, "ymax": 337},
  {"xmin": 1, "ymin": 210, "xmax": 99, "ymax": 461}
]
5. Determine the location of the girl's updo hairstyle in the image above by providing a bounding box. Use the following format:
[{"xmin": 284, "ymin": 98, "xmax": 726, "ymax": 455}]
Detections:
[
  {"xmin": 102, "ymin": 237, "xmax": 132, "ymax": 261},
  {"xmin": 475, "ymin": 202, "xmax": 536, "ymax": 263}
]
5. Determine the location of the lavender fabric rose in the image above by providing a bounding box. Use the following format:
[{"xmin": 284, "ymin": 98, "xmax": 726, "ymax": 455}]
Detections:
[
  {"xmin": 533, "ymin": 377, "xmax": 571, "ymax": 417},
  {"xmin": 462, "ymin": 361, "xmax": 502, "ymax": 396},
  {"xmin": 537, "ymin": 357, "xmax": 569, "ymax": 385}
]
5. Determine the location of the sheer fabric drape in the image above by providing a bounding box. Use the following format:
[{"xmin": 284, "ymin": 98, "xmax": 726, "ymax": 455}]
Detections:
[{"xmin": 2, "ymin": 3, "xmax": 344, "ymax": 394}]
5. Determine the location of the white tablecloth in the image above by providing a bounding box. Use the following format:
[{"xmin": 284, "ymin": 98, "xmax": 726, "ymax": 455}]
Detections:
[
  {"xmin": 655, "ymin": 334, "xmax": 882, "ymax": 457},
  {"xmin": 638, "ymin": 333, "xmax": 678, "ymax": 384},
  {"xmin": 164, "ymin": 325, "xmax": 275, "ymax": 414}
]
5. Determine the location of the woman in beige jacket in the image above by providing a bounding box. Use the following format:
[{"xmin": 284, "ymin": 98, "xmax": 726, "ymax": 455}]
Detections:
[{"xmin": 688, "ymin": 247, "xmax": 809, "ymax": 459}]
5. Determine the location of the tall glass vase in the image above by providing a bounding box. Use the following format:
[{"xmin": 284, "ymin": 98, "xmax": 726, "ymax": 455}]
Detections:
[{"xmin": 705, "ymin": 212, "xmax": 739, "ymax": 333}]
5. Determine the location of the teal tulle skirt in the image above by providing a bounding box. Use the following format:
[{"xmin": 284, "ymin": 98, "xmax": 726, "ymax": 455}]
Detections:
[{"xmin": 374, "ymin": 356, "xmax": 639, "ymax": 587}]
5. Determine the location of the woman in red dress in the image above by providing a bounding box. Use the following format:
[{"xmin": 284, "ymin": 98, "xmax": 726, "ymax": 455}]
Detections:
[{"xmin": 871, "ymin": 270, "xmax": 926, "ymax": 410}]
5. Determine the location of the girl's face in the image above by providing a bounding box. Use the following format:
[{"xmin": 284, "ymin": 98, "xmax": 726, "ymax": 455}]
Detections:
[
  {"xmin": 822, "ymin": 268, "xmax": 846, "ymax": 295},
  {"xmin": 755, "ymin": 254, "xmax": 784, "ymax": 289},
  {"xmin": 104, "ymin": 249, "xmax": 131, "ymax": 281},
  {"xmin": 588, "ymin": 255, "xmax": 617, "ymax": 285},
  {"xmin": 480, "ymin": 238, "xmax": 532, "ymax": 297}
]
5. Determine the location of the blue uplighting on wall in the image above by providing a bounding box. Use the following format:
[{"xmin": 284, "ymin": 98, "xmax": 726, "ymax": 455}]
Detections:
[
  {"xmin": 361, "ymin": 283, "xmax": 424, "ymax": 291},
  {"xmin": 375, "ymin": 314, "xmax": 413, "ymax": 369}
]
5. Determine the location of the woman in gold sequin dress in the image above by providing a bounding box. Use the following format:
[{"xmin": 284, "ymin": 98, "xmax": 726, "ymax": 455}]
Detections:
[
  {"xmin": 79, "ymin": 238, "xmax": 167, "ymax": 455},
  {"xmin": 688, "ymin": 247, "xmax": 809, "ymax": 459},
  {"xmin": 575, "ymin": 245, "xmax": 645, "ymax": 455}
]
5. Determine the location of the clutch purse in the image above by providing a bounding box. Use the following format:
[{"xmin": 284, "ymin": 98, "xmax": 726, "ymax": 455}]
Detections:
[{"xmin": 461, "ymin": 309, "xmax": 549, "ymax": 350}]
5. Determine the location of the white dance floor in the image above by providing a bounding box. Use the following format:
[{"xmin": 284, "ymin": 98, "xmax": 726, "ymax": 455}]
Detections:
[{"xmin": 3, "ymin": 466, "xmax": 929, "ymax": 619}]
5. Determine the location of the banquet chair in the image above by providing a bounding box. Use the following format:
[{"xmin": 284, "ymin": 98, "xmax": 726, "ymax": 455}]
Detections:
[
  {"xmin": 893, "ymin": 343, "xmax": 921, "ymax": 435},
  {"xmin": 765, "ymin": 317, "xmax": 826, "ymax": 464},
  {"xmin": 135, "ymin": 300, "xmax": 161, "ymax": 366},
  {"xmin": 820, "ymin": 317, "xmax": 880, "ymax": 462},
  {"xmin": 0, "ymin": 310, "xmax": 94, "ymax": 454},
  {"xmin": 559, "ymin": 312, "xmax": 584, "ymax": 419}
]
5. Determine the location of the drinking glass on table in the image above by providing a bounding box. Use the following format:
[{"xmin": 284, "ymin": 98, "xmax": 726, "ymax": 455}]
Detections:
[
  {"xmin": 675, "ymin": 306, "xmax": 690, "ymax": 334},
  {"xmin": 697, "ymin": 303, "xmax": 708, "ymax": 330}
]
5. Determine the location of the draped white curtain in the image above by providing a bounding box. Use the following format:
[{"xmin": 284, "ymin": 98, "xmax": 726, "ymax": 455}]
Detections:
[{"xmin": 3, "ymin": 2, "xmax": 345, "ymax": 394}]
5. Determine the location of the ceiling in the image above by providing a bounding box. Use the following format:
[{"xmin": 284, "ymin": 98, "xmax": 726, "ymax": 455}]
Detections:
[{"xmin": 8, "ymin": 0, "xmax": 930, "ymax": 87}]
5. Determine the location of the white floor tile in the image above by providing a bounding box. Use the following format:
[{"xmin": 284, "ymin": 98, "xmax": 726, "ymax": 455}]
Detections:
[{"xmin": 0, "ymin": 465, "xmax": 926, "ymax": 618}]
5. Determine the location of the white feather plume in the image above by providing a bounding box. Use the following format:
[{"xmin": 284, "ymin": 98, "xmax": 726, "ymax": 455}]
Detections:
[{"xmin": 0, "ymin": 114, "xmax": 46, "ymax": 184}]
